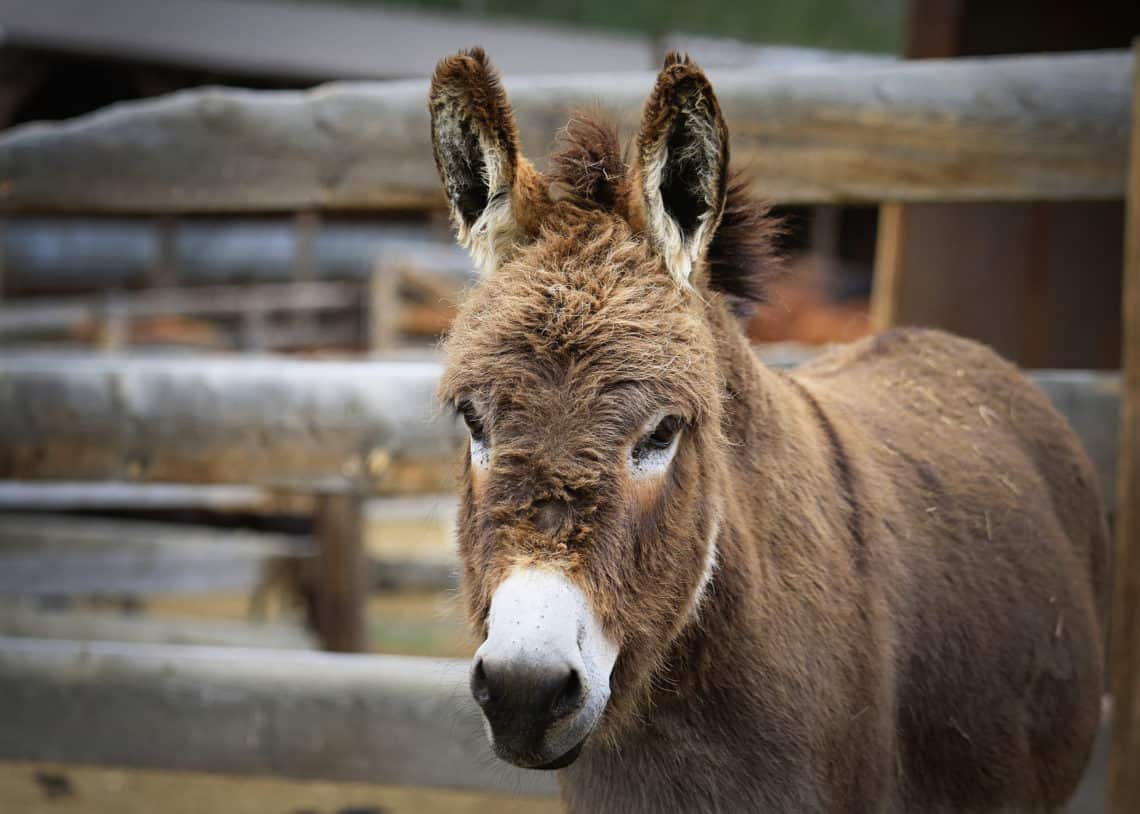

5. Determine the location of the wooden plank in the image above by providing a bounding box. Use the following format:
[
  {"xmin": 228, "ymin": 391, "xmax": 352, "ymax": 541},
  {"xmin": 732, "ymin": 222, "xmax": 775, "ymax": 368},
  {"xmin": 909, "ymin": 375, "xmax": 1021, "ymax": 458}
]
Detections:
[
  {"xmin": 0, "ymin": 356, "xmax": 463, "ymax": 493},
  {"xmin": 0, "ymin": 482, "xmax": 282, "ymax": 512},
  {"xmin": 870, "ymin": 201, "xmax": 1124, "ymax": 369},
  {"xmin": 0, "ymin": 51, "xmax": 1130, "ymax": 214},
  {"xmin": 1109, "ymin": 36, "xmax": 1140, "ymax": 814},
  {"xmin": 0, "ymin": 761, "xmax": 560, "ymax": 814},
  {"xmin": 0, "ymin": 508, "xmax": 457, "ymax": 596},
  {"xmin": 0, "ymin": 218, "xmax": 472, "ymax": 293},
  {"xmin": 0, "ymin": 513, "xmax": 312, "ymax": 597},
  {"xmin": 0, "ymin": 360, "xmax": 1114, "ymax": 503},
  {"xmin": 314, "ymin": 494, "xmax": 366, "ymax": 653},
  {"xmin": 0, "ymin": 609, "xmax": 317, "ymax": 650},
  {"xmin": 0, "ymin": 638, "xmax": 559, "ymax": 796},
  {"xmin": 0, "ymin": 218, "xmax": 5, "ymax": 303},
  {"xmin": 0, "ymin": 638, "xmax": 1103, "ymax": 803},
  {"xmin": 0, "ymin": 281, "xmax": 363, "ymax": 334}
]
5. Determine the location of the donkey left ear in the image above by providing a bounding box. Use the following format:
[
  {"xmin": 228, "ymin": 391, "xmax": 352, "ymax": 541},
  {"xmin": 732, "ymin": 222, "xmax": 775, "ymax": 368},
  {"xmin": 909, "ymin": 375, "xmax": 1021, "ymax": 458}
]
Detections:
[
  {"xmin": 429, "ymin": 48, "xmax": 522, "ymax": 274},
  {"xmin": 634, "ymin": 54, "xmax": 730, "ymax": 285}
]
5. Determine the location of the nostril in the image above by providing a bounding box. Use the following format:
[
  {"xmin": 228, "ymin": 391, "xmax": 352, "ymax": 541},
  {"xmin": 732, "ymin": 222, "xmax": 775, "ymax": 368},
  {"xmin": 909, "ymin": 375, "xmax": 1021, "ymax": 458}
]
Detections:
[
  {"xmin": 551, "ymin": 668, "xmax": 583, "ymax": 718},
  {"xmin": 471, "ymin": 658, "xmax": 491, "ymax": 707}
]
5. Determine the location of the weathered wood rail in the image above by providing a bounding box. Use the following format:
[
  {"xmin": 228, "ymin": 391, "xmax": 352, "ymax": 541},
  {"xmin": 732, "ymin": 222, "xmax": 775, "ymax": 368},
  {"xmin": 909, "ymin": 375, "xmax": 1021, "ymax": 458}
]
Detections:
[
  {"xmin": 0, "ymin": 512, "xmax": 459, "ymax": 598},
  {"xmin": 1111, "ymin": 38, "xmax": 1140, "ymax": 812},
  {"xmin": 0, "ymin": 637, "xmax": 1108, "ymax": 808},
  {"xmin": 0, "ymin": 359, "xmax": 1116, "ymax": 503},
  {"xmin": 0, "ymin": 51, "xmax": 1130, "ymax": 213},
  {"xmin": 0, "ymin": 356, "xmax": 463, "ymax": 493},
  {"xmin": 0, "ymin": 637, "xmax": 558, "ymax": 797},
  {"xmin": 0, "ymin": 513, "xmax": 310, "ymax": 597}
]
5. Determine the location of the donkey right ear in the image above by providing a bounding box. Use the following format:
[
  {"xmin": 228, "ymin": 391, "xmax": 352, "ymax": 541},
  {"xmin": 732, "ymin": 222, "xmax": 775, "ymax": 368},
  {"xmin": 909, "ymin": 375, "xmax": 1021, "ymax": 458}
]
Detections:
[
  {"xmin": 633, "ymin": 53, "xmax": 729, "ymax": 287},
  {"xmin": 429, "ymin": 48, "xmax": 522, "ymax": 275}
]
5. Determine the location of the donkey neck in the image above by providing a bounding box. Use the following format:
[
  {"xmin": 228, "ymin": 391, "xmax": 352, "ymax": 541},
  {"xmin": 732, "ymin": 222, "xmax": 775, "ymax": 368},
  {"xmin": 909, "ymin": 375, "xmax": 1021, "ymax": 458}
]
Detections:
[{"xmin": 622, "ymin": 299, "xmax": 867, "ymax": 764}]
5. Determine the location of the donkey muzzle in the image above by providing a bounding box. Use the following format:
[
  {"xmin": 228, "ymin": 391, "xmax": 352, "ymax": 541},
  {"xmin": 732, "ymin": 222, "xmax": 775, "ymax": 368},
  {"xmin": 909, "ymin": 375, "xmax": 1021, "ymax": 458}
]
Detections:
[{"xmin": 471, "ymin": 568, "xmax": 619, "ymax": 769}]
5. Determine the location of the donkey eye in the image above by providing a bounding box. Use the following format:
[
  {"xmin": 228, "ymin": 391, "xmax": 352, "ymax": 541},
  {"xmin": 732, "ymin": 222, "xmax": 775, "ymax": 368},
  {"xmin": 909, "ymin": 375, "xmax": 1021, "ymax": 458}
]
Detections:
[
  {"xmin": 638, "ymin": 415, "xmax": 683, "ymax": 453},
  {"xmin": 458, "ymin": 401, "xmax": 487, "ymax": 444}
]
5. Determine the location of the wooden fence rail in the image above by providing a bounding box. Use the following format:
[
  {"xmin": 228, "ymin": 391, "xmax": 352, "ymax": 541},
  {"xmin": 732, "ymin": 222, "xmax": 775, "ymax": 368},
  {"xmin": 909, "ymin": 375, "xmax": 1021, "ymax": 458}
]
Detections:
[
  {"xmin": 0, "ymin": 51, "xmax": 1130, "ymax": 213},
  {"xmin": 0, "ymin": 359, "xmax": 1116, "ymax": 504},
  {"xmin": 0, "ymin": 637, "xmax": 558, "ymax": 797},
  {"xmin": 0, "ymin": 356, "xmax": 463, "ymax": 494},
  {"xmin": 0, "ymin": 637, "xmax": 1111, "ymax": 808}
]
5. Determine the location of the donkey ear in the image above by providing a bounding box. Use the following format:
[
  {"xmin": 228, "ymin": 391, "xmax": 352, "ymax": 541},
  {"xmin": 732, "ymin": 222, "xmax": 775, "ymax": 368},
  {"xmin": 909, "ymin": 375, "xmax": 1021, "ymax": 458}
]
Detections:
[
  {"xmin": 634, "ymin": 53, "xmax": 729, "ymax": 285},
  {"xmin": 429, "ymin": 48, "xmax": 522, "ymax": 274}
]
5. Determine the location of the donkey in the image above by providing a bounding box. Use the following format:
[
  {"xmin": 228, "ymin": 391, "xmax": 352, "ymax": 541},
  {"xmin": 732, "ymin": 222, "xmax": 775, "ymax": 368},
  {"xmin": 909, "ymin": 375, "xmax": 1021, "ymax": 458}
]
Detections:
[{"xmin": 428, "ymin": 49, "xmax": 1109, "ymax": 813}]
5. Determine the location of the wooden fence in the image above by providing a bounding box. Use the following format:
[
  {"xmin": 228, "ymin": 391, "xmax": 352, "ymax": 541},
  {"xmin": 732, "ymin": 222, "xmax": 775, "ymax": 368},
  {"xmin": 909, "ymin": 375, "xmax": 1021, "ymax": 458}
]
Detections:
[
  {"xmin": 0, "ymin": 44, "xmax": 1137, "ymax": 810},
  {"xmin": 0, "ymin": 637, "xmax": 557, "ymax": 797},
  {"xmin": 0, "ymin": 51, "xmax": 1129, "ymax": 213}
]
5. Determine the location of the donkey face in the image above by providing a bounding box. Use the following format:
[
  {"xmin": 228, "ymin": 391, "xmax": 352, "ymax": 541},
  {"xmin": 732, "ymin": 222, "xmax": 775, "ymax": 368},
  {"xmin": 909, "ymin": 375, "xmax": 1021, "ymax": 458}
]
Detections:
[{"xmin": 431, "ymin": 49, "xmax": 773, "ymax": 769}]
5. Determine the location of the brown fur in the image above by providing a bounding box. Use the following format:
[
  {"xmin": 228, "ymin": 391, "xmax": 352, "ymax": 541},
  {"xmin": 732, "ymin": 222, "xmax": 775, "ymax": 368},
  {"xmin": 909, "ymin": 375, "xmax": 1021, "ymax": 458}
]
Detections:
[{"xmin": 430, "ymin": 50, "xmax": 1108, "ymax": 813}]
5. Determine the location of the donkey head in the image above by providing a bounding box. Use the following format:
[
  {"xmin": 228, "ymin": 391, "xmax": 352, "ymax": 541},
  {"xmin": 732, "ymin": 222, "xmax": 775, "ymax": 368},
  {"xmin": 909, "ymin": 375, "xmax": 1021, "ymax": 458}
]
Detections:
[{"xmin": 430, "ymin": 48, "xmax": 776, "ymax": 769}]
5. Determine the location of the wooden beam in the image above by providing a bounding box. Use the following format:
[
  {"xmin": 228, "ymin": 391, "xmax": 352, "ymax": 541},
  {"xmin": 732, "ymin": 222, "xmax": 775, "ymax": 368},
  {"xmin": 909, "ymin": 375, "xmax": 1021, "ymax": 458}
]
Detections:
[
  {"xmin": 0, "ymin": 637, "xmax": 1105, "ymax": 804},
  {"xmin": 0, "ymin": 482, "xmax": 282, "ymax": 513},
  {"xmin": 1109, "ymin": 36, "xmax": 1140, "ymax": 814},
  {"xmin": 0, "ymin": 609, "xmax": 317, "ymax": 650},
  {"xmin": 0, "ymin": 51, "xmax": 1130, "ymax": 214},
  {"xmin": 0, "ymin": 219, "xmax": 472, "ymax": 293},
  {"xmin": 0, "ymin": 356, "xmax": 462, "ymax": 493},
  {"xmin": 0, "ymin": 513, "xmax": 311, "ymax": 597},
  {"xmin": 0, "ymin": 638, "xmax": 558, "ymax": 797},
  {"xmin": 0, "ymin": 359, "xmax": 1119, "ymax": 504},
  {"xmin": 0, "ymin": 281, "xmax": 363, "ymax": 333},
  {"xmin": 0, "ymin": 509, "xmax": 458, "ymax": 596}
]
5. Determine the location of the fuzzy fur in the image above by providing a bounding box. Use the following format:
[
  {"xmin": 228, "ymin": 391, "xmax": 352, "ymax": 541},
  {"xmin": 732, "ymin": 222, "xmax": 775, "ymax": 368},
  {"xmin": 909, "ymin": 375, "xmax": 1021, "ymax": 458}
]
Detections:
[{"xmin": 430, "ymin": 49, "xmax": 1109, "ymax": 813}]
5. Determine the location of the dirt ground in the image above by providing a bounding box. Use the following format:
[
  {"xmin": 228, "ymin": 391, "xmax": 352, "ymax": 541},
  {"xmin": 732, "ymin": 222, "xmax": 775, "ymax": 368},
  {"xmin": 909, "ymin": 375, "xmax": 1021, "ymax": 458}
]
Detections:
[{"xmin": 0, "ymin": 762, "xmax": 561, "ymax": 814}]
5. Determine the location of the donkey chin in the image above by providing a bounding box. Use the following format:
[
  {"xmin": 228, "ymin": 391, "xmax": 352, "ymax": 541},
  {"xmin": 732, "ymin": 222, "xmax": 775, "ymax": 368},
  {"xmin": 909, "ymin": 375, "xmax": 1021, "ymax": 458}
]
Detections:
[{"xmin": 469, "ymin": 568, "xmax": 619, "ymax": 769}]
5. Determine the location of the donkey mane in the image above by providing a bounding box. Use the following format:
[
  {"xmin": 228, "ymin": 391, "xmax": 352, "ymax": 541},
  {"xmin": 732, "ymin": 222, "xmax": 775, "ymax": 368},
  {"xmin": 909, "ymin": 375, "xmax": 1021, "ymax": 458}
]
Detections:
[{"xmin": 547, "ymin": 111, "xmax": 782, "ymax": 315}]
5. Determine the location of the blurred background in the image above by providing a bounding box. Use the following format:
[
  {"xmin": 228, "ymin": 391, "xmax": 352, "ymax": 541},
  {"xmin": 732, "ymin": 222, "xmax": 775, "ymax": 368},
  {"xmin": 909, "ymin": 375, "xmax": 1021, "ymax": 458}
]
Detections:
[{"xmin": 0, "ymin": 0, "xmax": 1137, "ymax": 811}]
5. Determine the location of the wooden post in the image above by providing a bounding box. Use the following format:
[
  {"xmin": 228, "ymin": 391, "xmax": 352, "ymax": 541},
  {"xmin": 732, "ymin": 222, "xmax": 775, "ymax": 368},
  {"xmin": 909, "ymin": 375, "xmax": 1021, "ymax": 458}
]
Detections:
[
  {"xmin": 810, "ymin": 205, "xmax": 840, "ymax": 283},
  {"xmin": 313, "ymin": 493, "xmax": 367, "ymax": 653},
  {"xmin": 0, "ymin": 218, "xmax": 6, "ymax": 307},
  {"xmin": 1109, "ymin": 36, "xmax": 1140, "ymax": 814},
  {"xmin": 869, "ymin": 202, "xmax": 908, "ymax": 331},
  {"xmin": 289, "ymin": 211, "xmax": 320, "ymax": 348},
  {"xmin": 368, "ymin": 259, "xmax": 401, "ymax": 354},
  {"xmin": 97, "ymin": 291, "xmax": 128, "ymax": 353}
]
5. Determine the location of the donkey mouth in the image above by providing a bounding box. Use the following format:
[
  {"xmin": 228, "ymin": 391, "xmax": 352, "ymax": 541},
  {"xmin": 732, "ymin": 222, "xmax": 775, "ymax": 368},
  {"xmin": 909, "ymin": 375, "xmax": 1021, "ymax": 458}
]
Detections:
[
  {"xmin": 492, "ymin": 732, "xmax": 589, "ymax": 771},
  {"xmin": 532, "ymin": 738, "xmax": 586, "ymax": 770}
]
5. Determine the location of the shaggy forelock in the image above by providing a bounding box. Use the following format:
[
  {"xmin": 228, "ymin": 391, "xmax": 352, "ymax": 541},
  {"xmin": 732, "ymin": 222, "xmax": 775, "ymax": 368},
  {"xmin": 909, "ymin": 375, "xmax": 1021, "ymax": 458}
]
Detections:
[
  {"xmin": 544, "ymin": 111, "xmax": 780, "ymax": 312},
  {"xmin": 440, "ymin": 208, "xmax": 719, "ymax": 423}
]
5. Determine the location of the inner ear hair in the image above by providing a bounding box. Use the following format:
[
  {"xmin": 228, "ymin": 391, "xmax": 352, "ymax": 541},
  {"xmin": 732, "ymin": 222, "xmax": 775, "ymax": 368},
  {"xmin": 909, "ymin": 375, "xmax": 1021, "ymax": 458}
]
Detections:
[
  {"xmin": 428, "ymin": 47, "xmax": 521, "ymax": 268},
  {"xmin": 636, "ymin": 53, "xmax": 729, "ymax": 285}
]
